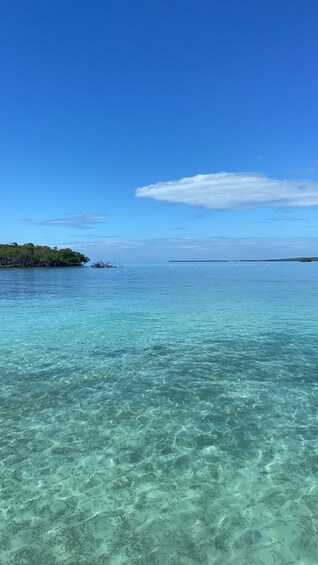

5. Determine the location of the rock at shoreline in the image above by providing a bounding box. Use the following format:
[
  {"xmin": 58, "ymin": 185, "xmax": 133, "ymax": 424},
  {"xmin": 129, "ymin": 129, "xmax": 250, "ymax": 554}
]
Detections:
[{"xmin": 91, "ymin": 261, "xmax": 115, "ymax": 268}]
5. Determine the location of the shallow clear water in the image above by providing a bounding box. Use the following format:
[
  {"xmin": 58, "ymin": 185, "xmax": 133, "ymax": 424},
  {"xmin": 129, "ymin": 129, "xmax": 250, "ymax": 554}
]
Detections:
[{"xmin": 1, "ymin": 263, "xmax": 318, "ymax": 565}]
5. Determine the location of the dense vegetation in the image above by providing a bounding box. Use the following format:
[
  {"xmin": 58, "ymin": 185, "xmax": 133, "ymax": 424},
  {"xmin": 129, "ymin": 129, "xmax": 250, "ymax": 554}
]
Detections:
[{"xmin": 0, "ymin": 243, "xmax": 89, "ymax": 268}]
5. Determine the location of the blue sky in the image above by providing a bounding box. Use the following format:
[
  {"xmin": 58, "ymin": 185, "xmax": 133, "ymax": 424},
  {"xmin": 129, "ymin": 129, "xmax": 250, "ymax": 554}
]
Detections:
[{"xmin": 1, "ymin": 0, "xmax": 318, "ymax": 262}]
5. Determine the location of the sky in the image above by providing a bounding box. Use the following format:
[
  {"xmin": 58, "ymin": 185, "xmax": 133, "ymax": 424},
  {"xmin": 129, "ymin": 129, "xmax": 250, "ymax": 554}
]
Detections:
[{"xmin": 1, "ymin": 0, "xmax": 318, "ymax": 263}]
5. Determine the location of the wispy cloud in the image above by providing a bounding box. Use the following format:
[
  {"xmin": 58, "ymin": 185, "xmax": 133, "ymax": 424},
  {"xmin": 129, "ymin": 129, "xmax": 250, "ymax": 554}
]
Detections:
[
  {"xmin": 254, "ymin": 217, "xmax": 308, "ymax": 223},
  {"xmin": 69, "ymin": 235, "xmax": 318, "ymax": 252},
  {"xmin": 136, "ymin": 173, "xmax": 318, "ymax": 210},
  {"xmin": 67, "ymin": 233, "xmax": 120, "ymax": 239},
  {"xmin": 63, "ymin": 238, "xmax": 145, "ymax": 249},
  {"xmin": 55, "ymin": 236, "xmax": 318, "ymax": 263},
  {"xmin": 33, "ymin": 212, "xmax": 107, "ymax": 230}
]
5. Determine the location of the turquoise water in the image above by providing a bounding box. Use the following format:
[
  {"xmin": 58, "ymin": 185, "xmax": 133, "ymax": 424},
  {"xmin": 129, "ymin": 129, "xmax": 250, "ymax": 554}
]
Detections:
[{"xmin": 1, "ymin": 264, "xmax": 318, "ymax": 565}]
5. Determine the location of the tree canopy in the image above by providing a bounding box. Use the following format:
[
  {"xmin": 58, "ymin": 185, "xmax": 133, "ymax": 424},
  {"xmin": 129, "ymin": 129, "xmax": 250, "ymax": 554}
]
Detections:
[{"xmin": 0, "ymin": 243, "xmax": 89, "ymax": 268}]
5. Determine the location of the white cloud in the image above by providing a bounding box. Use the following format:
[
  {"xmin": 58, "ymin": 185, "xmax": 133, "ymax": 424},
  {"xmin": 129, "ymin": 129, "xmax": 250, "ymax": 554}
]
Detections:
[
  {"xmin": 34, "ymin": 212, "xmax": 107, "ymax": 230},
  {"xmin": 55, "ymin": 236, "xmax": 318, "ymax": 263},
  {"xmin": 136, "ymin": 173, "xmax": 318, "ymax": 209},
  {"xmin": 67, "ymin": 235, "xmax": 318, "ymax": 254}
]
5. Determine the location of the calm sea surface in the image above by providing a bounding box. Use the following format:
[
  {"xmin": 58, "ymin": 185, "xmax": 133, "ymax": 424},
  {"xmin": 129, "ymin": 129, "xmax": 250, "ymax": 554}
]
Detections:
[{"xmin": 1, "ymin": 263, "xmax": 318, "ymax": 565}]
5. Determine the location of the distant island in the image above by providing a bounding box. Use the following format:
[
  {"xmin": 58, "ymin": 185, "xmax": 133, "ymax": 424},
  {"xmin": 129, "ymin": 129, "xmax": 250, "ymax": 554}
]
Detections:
[
  {"xmin": 0, "ymin": 243, "xmax": 89, "ymax": 268},
  {"xmin": 170, "ymin": 257, "xmax": 317, "ymax": 263}
]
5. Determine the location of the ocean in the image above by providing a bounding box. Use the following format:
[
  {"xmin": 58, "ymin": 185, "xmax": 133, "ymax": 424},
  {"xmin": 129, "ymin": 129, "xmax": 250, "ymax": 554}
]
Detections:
[{"xmin": 1, "ymin": 263, "xmax": 318, "ymax": 564}]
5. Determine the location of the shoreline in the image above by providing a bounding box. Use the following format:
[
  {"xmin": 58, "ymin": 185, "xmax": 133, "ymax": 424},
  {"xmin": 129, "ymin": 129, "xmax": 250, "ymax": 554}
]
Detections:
[{"xmin": 169, "ymin": 257, "xmax": 317, "ymax": 263}]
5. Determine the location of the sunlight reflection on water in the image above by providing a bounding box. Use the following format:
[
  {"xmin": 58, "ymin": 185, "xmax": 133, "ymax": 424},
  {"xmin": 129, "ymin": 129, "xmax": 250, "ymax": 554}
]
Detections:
[{"xmin": 1, "ymin": 264, "xmax": 318, "ymax": 564}]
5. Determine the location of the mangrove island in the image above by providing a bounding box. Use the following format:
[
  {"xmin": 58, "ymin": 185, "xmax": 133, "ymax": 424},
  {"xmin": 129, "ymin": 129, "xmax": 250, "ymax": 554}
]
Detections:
[{"xmin": 0, "ymin": 243, "xmax": 89, "ymax": 268}]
